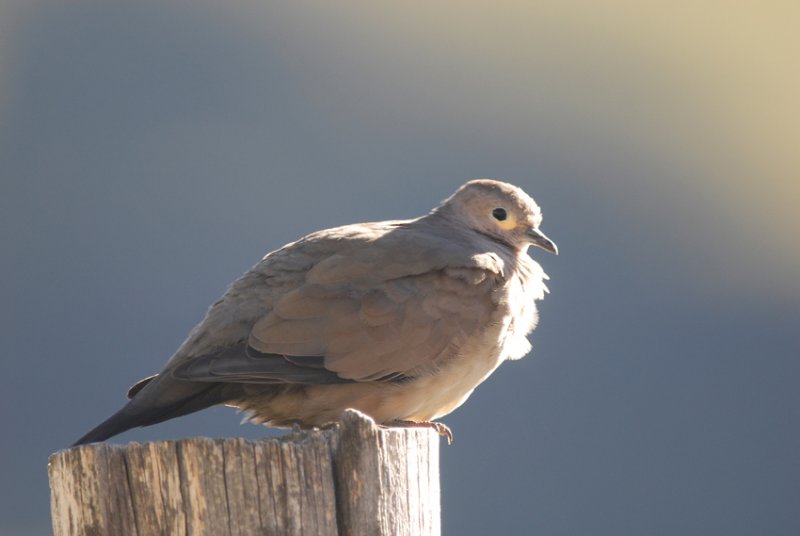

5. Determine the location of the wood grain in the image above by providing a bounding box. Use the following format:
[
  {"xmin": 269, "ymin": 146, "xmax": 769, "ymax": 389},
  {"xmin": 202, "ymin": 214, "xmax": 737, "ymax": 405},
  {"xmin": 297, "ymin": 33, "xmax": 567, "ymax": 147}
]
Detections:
[{"xmin": 49, "ymin": 410, "xmax": 439, "ymax": 535}]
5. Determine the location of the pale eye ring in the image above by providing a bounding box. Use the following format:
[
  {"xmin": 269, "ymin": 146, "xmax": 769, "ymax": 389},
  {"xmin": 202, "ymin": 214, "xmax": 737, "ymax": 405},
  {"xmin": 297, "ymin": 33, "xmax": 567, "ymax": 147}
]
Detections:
[{"xmin": 492, "ymin": 207, "xmax": 507, "ymax": 221}]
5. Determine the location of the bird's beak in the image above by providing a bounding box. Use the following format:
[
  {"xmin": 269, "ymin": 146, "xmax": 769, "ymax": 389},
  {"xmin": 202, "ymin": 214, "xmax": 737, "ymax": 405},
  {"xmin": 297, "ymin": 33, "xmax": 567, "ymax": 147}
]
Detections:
[{"xmin": 526, "ymin": 228, "xmax": 558, "ymax": 255}]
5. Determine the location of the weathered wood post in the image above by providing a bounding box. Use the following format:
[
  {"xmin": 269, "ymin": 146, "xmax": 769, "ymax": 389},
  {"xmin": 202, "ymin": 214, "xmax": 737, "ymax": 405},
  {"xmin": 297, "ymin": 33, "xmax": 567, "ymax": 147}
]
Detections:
[{"xmin": 49, "ymin": 410, "xmax": 440, "ymax": 536}]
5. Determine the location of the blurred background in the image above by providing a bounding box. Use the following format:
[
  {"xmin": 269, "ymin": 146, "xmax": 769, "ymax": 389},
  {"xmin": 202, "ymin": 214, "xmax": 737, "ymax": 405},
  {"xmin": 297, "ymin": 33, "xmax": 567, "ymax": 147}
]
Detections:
[{"xmin": 2, "ymin": 1, "xmax": 798, "ymax": 534}]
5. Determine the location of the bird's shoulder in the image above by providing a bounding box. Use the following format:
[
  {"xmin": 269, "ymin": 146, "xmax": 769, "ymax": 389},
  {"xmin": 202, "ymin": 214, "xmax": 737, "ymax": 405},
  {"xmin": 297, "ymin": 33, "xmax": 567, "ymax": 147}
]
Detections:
[{"xmin": 248, "ymin": 217, "xmax": 511, "ymax": 285}]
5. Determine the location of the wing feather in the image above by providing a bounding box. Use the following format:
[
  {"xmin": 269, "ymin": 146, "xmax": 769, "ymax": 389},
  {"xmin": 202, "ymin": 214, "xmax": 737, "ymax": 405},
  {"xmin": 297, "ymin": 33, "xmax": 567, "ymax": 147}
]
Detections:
[
  {"xmin": 249, "ymin": 265, "xmax": 499, "ymax": 382},
  {"xmin": 172, "ymin": 226, "xmax": 505, "ymax": 387},
  {"xmin": 172, "ymin": 344, "xmax": 352, "ymax": 385}
]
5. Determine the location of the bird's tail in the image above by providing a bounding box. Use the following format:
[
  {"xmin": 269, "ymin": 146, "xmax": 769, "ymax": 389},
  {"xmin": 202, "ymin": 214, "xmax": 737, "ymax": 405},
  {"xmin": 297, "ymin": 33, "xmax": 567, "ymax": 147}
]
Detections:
[{"xmin": 71, "ymin": 377, "xmax": 238, "ymax": 446}]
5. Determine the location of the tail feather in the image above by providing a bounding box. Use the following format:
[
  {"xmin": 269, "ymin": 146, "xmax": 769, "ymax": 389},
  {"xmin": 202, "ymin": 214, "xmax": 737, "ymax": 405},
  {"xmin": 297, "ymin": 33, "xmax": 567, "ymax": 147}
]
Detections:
[{"xmin": 72, "ymin": 382, "xmax": 239, "ymax": 446}]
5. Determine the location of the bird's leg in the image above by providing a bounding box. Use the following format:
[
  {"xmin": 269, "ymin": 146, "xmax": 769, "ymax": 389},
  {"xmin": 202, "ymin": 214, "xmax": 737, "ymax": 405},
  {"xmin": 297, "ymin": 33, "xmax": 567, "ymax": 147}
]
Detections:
[{"xmin": 385, "ymin": 420, "xmax": 453, "ymax": 445}]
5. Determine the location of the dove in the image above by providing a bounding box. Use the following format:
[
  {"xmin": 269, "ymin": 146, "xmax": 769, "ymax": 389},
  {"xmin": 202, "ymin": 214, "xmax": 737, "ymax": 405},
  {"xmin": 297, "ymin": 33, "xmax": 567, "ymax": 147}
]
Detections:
[{"xmin": 73, "ymin": 179, "xmax": 557, "ymax": 446}]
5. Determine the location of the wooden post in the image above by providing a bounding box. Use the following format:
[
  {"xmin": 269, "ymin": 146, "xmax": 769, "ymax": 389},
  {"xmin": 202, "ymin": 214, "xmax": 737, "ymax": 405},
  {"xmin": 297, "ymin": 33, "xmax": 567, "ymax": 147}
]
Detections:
[{"xmin": 49, "ymin": 410, "xmax": 440, "ymax": 536}]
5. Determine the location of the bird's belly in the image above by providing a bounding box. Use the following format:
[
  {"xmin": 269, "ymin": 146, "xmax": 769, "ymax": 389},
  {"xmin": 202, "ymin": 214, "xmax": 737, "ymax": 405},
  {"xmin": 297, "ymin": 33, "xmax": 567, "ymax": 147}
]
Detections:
[
  {"xmin": 237, "ymin": 342, "xmax": 507, "ymax": 428},
  {"xmin": 396, "ymin": 349, "xmax": 506, "ymax": 421}
]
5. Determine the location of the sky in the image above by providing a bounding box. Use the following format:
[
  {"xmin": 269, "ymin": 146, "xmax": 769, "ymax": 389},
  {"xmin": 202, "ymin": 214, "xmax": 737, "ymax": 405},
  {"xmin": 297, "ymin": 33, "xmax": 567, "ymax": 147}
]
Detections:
[{"xmin": 1, "ymin": 1, "xmax": 798, "ymax": 534}]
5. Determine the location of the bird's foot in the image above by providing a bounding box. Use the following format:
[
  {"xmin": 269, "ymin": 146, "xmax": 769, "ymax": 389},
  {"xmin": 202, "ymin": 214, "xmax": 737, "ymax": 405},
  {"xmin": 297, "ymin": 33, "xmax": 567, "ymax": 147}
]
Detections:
[{"xmin": 385, "ymin": 420, "xmax": 453, "ymax": 445}]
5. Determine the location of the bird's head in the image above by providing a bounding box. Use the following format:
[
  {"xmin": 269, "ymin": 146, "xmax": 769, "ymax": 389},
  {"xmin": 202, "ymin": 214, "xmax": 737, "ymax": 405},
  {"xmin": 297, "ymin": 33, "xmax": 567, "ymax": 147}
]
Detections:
[{"xmin": 437, "ymin": 179, "xmax": 558, "ymax": 255}]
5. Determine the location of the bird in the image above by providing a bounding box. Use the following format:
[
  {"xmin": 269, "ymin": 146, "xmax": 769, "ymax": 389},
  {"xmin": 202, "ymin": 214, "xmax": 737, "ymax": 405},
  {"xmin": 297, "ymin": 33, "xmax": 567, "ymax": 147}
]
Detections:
[{"xmin": 73, "ymin": 179, "xmax": 557, "ymax": 446}]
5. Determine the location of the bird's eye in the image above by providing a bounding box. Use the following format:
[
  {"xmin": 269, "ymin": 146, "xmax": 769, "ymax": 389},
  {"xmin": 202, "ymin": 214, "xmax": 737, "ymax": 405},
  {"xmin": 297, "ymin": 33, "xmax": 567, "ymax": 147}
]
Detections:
[{"xmin": 492, "ymin": 208, "xmax": 507, "ymax": 221}]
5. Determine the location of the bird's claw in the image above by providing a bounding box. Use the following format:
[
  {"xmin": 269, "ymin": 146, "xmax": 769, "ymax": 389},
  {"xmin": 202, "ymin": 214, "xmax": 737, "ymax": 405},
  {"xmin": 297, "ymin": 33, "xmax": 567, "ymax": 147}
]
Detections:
[{"xmin": 385, "ymin": 420, "xmax": 453, "ymax": 445}]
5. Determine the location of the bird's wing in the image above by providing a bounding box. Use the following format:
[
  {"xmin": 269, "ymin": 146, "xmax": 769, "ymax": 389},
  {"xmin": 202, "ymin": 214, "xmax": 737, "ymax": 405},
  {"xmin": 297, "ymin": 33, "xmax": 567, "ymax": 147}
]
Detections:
[
  {"xmin": 171, "ymin": 225, "xmax": 505, "ymax": 384},
  {"xmin": 171, "ymin": 344, "xmax": 355, "ymax": 384},
  {"xmin": 250, "ymin": 265, "xmax": 499, "ymax": 381}
]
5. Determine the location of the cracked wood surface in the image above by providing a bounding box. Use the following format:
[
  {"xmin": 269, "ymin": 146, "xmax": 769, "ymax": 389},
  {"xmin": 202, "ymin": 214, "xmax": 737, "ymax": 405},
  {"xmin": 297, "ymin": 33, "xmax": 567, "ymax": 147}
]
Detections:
[{"xmin": 49, "ymin": 410, "xmax": 440, "ymax": 536}]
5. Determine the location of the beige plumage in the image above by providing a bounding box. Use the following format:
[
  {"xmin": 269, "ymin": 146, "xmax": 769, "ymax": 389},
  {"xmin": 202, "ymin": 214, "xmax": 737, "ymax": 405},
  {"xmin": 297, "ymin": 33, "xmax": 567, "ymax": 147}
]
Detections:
[{"xmin": 74, "ymin": 179, "xmax": 557, "ymax": 445}]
